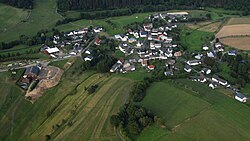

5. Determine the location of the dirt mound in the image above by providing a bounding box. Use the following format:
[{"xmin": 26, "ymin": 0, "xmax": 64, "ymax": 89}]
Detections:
[{"xmin": 26, "ymin": 66, "xmax": 64, "ymax": 103}]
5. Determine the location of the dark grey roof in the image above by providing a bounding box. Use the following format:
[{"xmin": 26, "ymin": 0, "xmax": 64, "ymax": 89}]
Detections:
[
  {"xmin": 25, "ymin": 66, "xmax": 40, "ymax": 75},
  {"xmin": 235, "ymin": 92, "xmax": 246, "ymax": 99},
  {"xmin": 212, "ymin": 75, "xmax": 227, "ymax": 83}
]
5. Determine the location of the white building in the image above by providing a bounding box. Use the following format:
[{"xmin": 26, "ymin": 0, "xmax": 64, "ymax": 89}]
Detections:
[
  {"xmin": 212, "ymin": 75, "xmax": 228, "ymax": 86},
  {"xmin": 187, "ymin": 60, "xmax": 202, "ymax": 66},
  {"xmin": 235, "ymin": 92, "xmax": 247, "ymax": 103}
]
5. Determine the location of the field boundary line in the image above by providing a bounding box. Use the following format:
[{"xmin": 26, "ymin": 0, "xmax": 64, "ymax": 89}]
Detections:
[{"xmin": 171, "ymin": 105, "xmax": 213, "ymax": 133}]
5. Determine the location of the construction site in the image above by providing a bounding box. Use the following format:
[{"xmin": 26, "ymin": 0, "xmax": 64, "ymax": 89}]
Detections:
[{"xmin": 25, "ymin": 66, "xmax": 64, "ymax": 103}]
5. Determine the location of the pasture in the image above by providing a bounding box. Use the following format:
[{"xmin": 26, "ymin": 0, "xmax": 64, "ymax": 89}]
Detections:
[
  {"xmin": 138, "ymin": 79, "xmax": 250, "ymax": 141},
  {"xmin": 0, "ymin": 0, "xmax": 61, "ymax": 42},
  {"xmin": 180, "ymin": 27, "xmax": 214, "ymax": 51},
  {"xmin": 220, "ymin": 37, "xmax": 250, "ymax": 50},
  {"xmin": 0, "ymin": 3, "xmax": 29, "ymax": 32}
]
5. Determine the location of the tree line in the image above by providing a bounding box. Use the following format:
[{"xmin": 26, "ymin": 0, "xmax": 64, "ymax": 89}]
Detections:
[
  {"xmin": 0, "ymin": 29, "xmax": 61, "ymax": 51},
  {"xmin": 57, "ymin": 0, "xmax": 250, "ymax": 13},
  {"xmin": 0, "ymin": 0, "xmax": 33, "ymax": 9},
  {"xmin": 110, "ymin": 103, "xmax": 155, "ymax": 139}
]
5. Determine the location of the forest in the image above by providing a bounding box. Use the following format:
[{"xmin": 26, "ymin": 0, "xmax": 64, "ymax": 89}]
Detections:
[
  {"xmin": 0, "ymin": 0, "xmax": 33, "ymax": 9},
  {"xmin": 57, "ymin": 0, "xmax": 250, "ymax": 12}
]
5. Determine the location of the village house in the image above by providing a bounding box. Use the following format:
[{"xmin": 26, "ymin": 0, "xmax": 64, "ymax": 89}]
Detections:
[
  {"xmin": 201, "ymin": 68, "xmax": 211, "ymax": 75},
  {"xmin": 235, "ymin": 92, "xmax": 247, "ymax": 103},
  {"xmin": 136, "ymin": 41, "xmax": 143, "ymax": 48},
  {"xmin": 228, "ymin": 50, "xmax": 237, "ymax": 56},
  {"xmin": 209, "ymin": 82, "xmax": 218, "ymax": 89},
  {"xmin": 202, "ymin": 45, "xmax": 209, "ymax": 51},
  {"xmin": 184, "ymin": 65, "xmax": 192, "ymax": 72},
  {"xmin": 119, "ymin": 43, "xmax": 134, "ymax": 55},
  {"xmin": 69, "ymin": 50, "xmax": 77, "ymax": 55},
  {"xmin": 196, "ymin": 75, "xmax": 207, "ymax": 83},
  {"xmin": 93, "ymin": 27, "xmax": 103, "ymax": 33},
  {"xmin": 110, "ymin": 61, "xmax": 123, "ymax": 72},
  {"xmin": 143, "ymin": 23, "xmax": 153, "ymax": 31},
  {"xmin": 140, "ymin": 31, "xmax": 147, "ymax": 38},
  {"xmin": 212, "ymin": 75, "xmax": 228, "ymax": 86},
  {"xmin": 187, "ymin": 60, "xmax": 202, "ymax": 66},
  {"xmin": 207, "ymin": 52, "xmax": 215, "ymax": 58},
  {"xmin": 214, "ymin": 43, "xmax": 224, "ymax": 52},
  {"xmin": 128, "ymin": 38, "xmax": 137, "ymax": 43},
  {"xmin": 174, "ymin": 51, "xmax": 182, "ymax": 57},
  {"xmin": 85, "ymin": 49, "xmax": 92, "ymax": 55},
  {"xmin": 84, "ymin": 55, "xmax": 93, "ymax": 61},
  {"xmin": 148, "ymin": 65, "xmax": 155, "ymax": 70},
  {"xmin": 141, "ymin": 60, "xmax": 148, "ymax": 67},
  {"xmin": 195, "ymin": 54, "xmax": 203, "ymax": 60},
  {"xmin": 164, "ymin": 71, "xmax": 174, "ymax": 76},
  {"xmin": 94, "ymin": 38, "xmax": 101, "ymax": 46}
]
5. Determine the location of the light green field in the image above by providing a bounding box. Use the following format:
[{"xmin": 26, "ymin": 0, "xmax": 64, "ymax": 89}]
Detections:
[
  {"xmin": 140, "ymin": 81, "xmax": 211, "ymax": 129},
  {"xmin": 49, "ymin": 59, "xmax": 69, "ymax": 70},
  {"xmin": 0, "ymin": 58, "xmax": 134, "ymax": 141},
  {"xmin": 0, "ymin": 3, "xmax": 29, "ymax": 32},
  {"xmin": 138, "ymin": 79, "xmax": 250, "ymax": 141},
  {"xmin": 180, "ymin": 27, "xmax": 214, "ymax": 51},
  {"xmin": 0, "ymin": 0, "xmax": 61, "ymax": 42}
]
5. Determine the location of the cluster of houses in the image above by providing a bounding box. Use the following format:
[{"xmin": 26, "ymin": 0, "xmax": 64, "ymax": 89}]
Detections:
[
  {"xmin": 19, "ymin": 65, "xmax": 42, "ymax": 89},
  {"xmin": 41, "ymin": 27, "xmax": 103, "ymax": 59},
  {"xmin": 110, "ymin": 59, "xmax": 136, "ymax": 73},
  {"xmin": 184, "ymin": 40, "xmax": 248, "ymax": 103},
  {"xmin": 111, "ymin": 12, "xmax": 187, "ymax": 74}
]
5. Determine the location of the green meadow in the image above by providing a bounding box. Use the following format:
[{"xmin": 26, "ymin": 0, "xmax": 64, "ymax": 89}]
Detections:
[
  {"xmin": 180, "ymin": 27, "xmax": 214, "ymax": 51},
  {"xmin": 0, "ymin": 3, "xmax": 29, "ymax": 32},
  {"xmin": 138, "ymin": 79, "xmax": 250, "ymax": 141},
  {"xmin": 0, "ymin": 0, "xmax": 61, "ymax": 42}
]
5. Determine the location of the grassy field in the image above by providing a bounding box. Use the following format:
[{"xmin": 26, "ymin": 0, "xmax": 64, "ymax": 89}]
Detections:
[
  {"xmin": 57, "ymin": 12, "xmax": 151, "ymax": 36},
  {"xmin": 138, "ymin": 79, "xmax": 250, "ymax": 141},
  {"xmin": 0, "ymin": 0, "xmax": 61, "ymax": 42},
  {"xmin": 49, "ymin": 59, "xmax": 69, "ymax": 70},
  {"xmin": 0, "ymin": 3, "xmax": 29, "ymax": 32},
  {"xmin": 180, "ymin": 27, "xmax": 214, "ymax": 51},
  {"xmin": 0, "ymin": 58, "xmax": 134, "ymax": 141}
]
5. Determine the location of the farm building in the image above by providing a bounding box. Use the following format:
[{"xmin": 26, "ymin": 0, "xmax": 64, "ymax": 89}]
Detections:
[
  {"xmin": 187, "ymin": 60, "xmax": 202, "ymax": 66},
  {"xmin": 212, "ymin": 75, "xmax": 228, "ymax": 86},
  {"xmin": 235, "ymin": 92, "xmax": 247, "ymax": 103},
  {"xmin": 24, "ymin": 66, "xmax": 41, "ymax": 79},
  {"xmin": 45, "ymin": 47, "xmax": 60, "ymax": 54}
]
